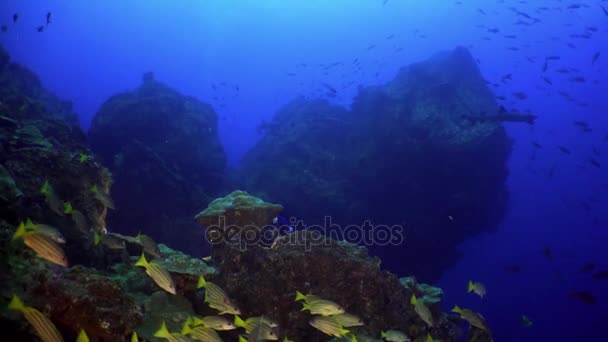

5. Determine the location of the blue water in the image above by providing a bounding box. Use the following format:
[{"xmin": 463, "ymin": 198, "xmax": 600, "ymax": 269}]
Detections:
[{"xmin": 2, "ymin": 1, "xmax": 606, "ymax": 340}]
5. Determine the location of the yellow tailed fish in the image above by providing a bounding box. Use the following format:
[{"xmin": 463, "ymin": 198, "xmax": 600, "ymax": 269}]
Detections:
[
  {"xmin": 135, "ymin": 253, "xmax": 176, "ymax": 294},
  {"xmin": 8, "ymin": 294, "xmax": 63, "ymax": 342}
]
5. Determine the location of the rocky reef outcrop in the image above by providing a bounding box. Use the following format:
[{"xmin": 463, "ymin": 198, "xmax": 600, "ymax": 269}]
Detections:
[
  {"xmin": 0, "ymin": 45, "xmax": 111, "ymax": 265},
  {"xmin": 194, "ymin": 191, "xmax": 490, "ymax": 342},
  {"xmin": 237, "ymin": 47, "xmax": 511, "ymax": 281},
  {"xmin": 88, "ymin": 73, "xmax": 227, "ymax": 254}
]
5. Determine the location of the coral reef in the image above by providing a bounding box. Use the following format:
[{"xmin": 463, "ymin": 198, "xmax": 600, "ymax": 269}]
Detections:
[
  {"xmin": 88, "ymin": 72, "xmax": 227, "ymax": 254},
  {"xmin": 237, "ymin": 47, "xmax": 512, "ymax": 281}
]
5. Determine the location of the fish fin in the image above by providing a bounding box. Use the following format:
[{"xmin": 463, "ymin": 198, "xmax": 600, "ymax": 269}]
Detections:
[
  {"xmin": 468, "ymin": 281, "xmax": 474, "ymax": 293},
  {"xmin": 410, "ymin": 294, "xmax": 417, "ymax": 305},
  {"xmin": 234, "ymin": 315, "xmax": 246, "ymax": 329},
  {"xmin": 154, "ymin": 321, "xmax": 172, "ymax": 338},
  {"xmin": 340, "ymin": 328, "xmax": 350, "ymax": 336},
  {"xmin": 93, "ymin": 231, "xmax": 101, "ymax": 246},
  {"xmin": 135, "ymin": 253, "xmax": 149, "ymax": 268},
  {"xmin": 301, "ymin": 302, "xmax": 310, "ymax": 311},
  {"xmin": 295, "ymin": 290, "xmax": 306, "ymax": 301},
  {"xmin": 180, "ymin": 319, "xmax": 192, "ymax": 335},
  {"xmin": 380, "ymin": 331, "xmax": 387, "ymax": 338},
  {"xmin": 25, "ymin": 218, "xmax": 35, "ymax": 229},
  {"xmin": 12, "ymin": 222, "xmax": 27, "ymax": 240},
  {"xmin": 451, "ymin": 305, "xmax": 462, "ymax": 314},
  {"xmin": 131, "ymin": 331, "xmax": 139, "ymax": 342},
  {"xmin": 197, "ymin": 275, "xmax": 207, "ymax": 289},
  {"xmin": 76, "ymin": 329, "xmax": 90, "ymax": 342},
  {"xmin": 238, "ymin": 336, "xmax": 248, "ymax": 342},
  {"xmin": 8, "ymin": 294, "xmax": 25, "ymax": 311},
  {"xmin": 63, "ymin": 202, "xmax": 73, "ymax": 214}
]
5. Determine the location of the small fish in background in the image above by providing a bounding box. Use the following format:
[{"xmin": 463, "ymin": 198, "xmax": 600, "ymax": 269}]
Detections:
[
  {"xmin": 579, "ymin": 263, "xmax": 596, "ymax": 273},
  {"xmin": 332, "ymin": 313, "xmax": 364, "ymax": 327},
  {"xmin": 468, "ymin": 280, "xmax": 487, "ymax": 299},
  {"xmin": 451, "ymin": 305, "xmax": 489, "ymax": 331},
  {"xmin": 191, "ymin": 315, "xmax": 236, "ymax": 331},
  {"xmin": 234, "ymin": 315, "xmax": 277, "ymax": 333},
  {"xmin": 381, "ymin": 330, "xmax": 410, "ymax": 342},
  {"xmin": 1, "ymin": 25, "xmax": 7, "ymax": 33},
  {"xmin": 532, "ymin": 141, "xmax": 542, "ymax": 149},
  {"xmin": 135, "ymin": 232, "xmax": 161, "ymax": 257},
  {"xmin": 309, "ymin": 316, "xmax": 349, "ymax": 337},
  {"xmin": 557, "ymin": 146, "xmax": 571, "ymax": 155},
  {"xmin": 13, "ymin": 13, "xmax": 18, "ymax": 23},
  {"xmin": 135, "ymin": 253, "xmax": 176, "ymax": 294},
  {"xmin": 37, "ymin": 25, "xmax": 44, "ymax": 32},
  {"xmin": 543, "ymin": 246, "xmax": 553, "ymax": 260},
  {"xmin": 90, "ymin": 183, "xmax": 115, "ymax": 209},
  {"xmin": 592, "ymin": 52, "xmax": 600, "ymax": 65},
  {"xmin": 521, "ymin": 315, "xmax": 533, "ymax": 327},
  {"xmin": 591, "ymin": 270, "xmax": 608, "ymax": 280},
  {"xmin": 181, "ymin": 320, "xmax": 223, "ymax": 342},
  {"xmin": 8, "ymin": 295, "xmax": 63, "ymax": 342},
  {"xmin": 295, "ymin": 290, "xmax": 322, "ymax": 303},
  {"xmin": 570, "ymin": 291, "xmax": 596, "ymax": 304},
  {"xmin": 63, "ymin": 202, "xmax": 89, "ymax": 233},
  {"xmin": 411, "ymin": 295, "xmax": 434, "ymax": 326},
  {"xmin": 46, "ymin": 12, "xmax": 52, "ymax": 25},
  {"xmin": 301, "ymin": 298, "xmax": 345, "ymax": 316},
  {"xmin": 504, "ymin": 264, "xmax": 521, "ymax": 273},
  {"xmin": 589, "ymin": 158, "xmax": 601, "ymax": 168},
  {"xmin": 40, "ymin": 180, "xmax": 65, "ymax": 216}
]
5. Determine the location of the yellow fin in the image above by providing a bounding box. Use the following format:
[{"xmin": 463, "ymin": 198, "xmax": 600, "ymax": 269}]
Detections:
[
  {"xmin": 234, "ymin": 315, "xmax": 246, "ymax": 329},
  {"xmin": 12, "ymin": 222, "xmax": 27, "ymax": 240},
  {"xmin": 93, "ymin": 231, "xmax": 101, "ymax": 246},
  {"xmin": 131, "ymin": 331, "xmax": 139, "ymax": 342},
  {"xmin": 295, "ymin": 290, "xmax": 306, "ymax": 301},
  {"xmin": 8, "ymin": 294, "xmax": 25, "ymax": 312},
  {"xmin": 63, "ymin": 202, "xmax": 73, "ymax": 214},
  {"xmin": 197, "ymin": 275, "xmax": 207, "ymax": 289},
  {"xmin": 154, "ymin": 321, "xmax": 172, "ymax": 338},
  {"xmin": 410, "ymin": 294, "xmax": 418, "ymax": 305},
  {"xmin": 135, "ymin": 253, "xmax": 149, "ymax": 268},
  {"xmin": 468, "ymin": 281, "xmax": 474, "ymax": 293},
  {"xmin": 451, "ymin": 305, "xmax": 462, "ymax": 314},
  {"xmin": 76, "ymin": 329, "xmax": 90, "ymax": 342}
]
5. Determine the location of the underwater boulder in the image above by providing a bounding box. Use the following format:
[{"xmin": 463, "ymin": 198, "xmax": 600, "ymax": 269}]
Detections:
[
  {"xmin": 88, "ymin": 72, "xmax": 227, "ymax": 254},
  {"xmin": 237, "ymin": 47, "xmax": 511, "ymax": 282}
]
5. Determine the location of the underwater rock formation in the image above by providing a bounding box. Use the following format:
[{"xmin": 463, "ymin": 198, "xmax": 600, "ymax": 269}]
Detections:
[
  {"xmin": 192, "ymin": 192, "xmax": 493, "ymax": 342},
  {"xmin": 237, "ymin": 47, "xmax": 511, "ymax": 281},
  {"xmin": 88, "ymin": 72, "xmax": 226, "ymax": 253},
  {"xmin": 0, "ymin": 44, "xmax": 111, "ymax": 265}
]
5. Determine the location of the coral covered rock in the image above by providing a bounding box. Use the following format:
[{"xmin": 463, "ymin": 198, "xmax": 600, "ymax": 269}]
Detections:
[
  {"xmin": 0, "ymin": 45, "xmax": 111, "ymax": 265},
  {"xmin": 237, "ymin": 47, "xmax": 511, "ymax": 281},
  {"xmin": 195, "ymin": 190, "xmax": 283, "ymax": 229},
  {"xmin": 88, "ymin": 72, "xmax": 226, "ymax": 254}
]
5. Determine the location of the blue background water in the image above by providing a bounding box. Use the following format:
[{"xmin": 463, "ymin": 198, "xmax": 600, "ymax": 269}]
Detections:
[{"xmin": 1, "ymin": 1, "xmax": 606, "ymax": 340}]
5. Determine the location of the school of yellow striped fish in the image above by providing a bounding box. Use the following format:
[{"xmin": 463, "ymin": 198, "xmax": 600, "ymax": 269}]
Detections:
[{"xmin": 7, "ymin": 179, "xmax": 490, "ymax": 341}]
